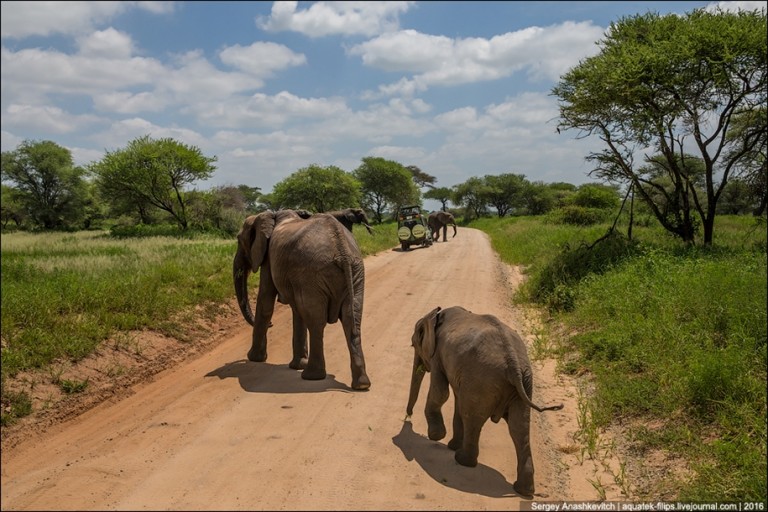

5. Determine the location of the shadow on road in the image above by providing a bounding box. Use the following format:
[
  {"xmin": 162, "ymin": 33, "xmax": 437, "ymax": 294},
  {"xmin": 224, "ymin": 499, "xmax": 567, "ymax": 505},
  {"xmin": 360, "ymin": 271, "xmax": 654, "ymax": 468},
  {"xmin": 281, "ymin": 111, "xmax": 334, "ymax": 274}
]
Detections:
[
  {"xmin": 391, "ymin": 420, "xmax": 520, "ymax": 499},
  {"xmin": 205, "ymin": 359, "xmax": 353, "ymax": 394}
]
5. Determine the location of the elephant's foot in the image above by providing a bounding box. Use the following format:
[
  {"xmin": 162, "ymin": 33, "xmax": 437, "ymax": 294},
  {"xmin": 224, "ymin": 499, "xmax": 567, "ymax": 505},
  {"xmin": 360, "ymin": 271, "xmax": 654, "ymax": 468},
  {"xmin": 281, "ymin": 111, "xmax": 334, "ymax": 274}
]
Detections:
[
  {"xmin": 289, "ymin": 357, "xmax": 308, "ymax": 370},
  {"xmin": 247, "ymin": 347, "xmax": 267, "ymax": 362},
  {"xmin": 351, "ymin": 373, "xmax": 371, "ymax": 391},
  {"xmin": 513, "ymin": 480, "xmax": 535, "ymax": 498},
  {"xmin": 301, "ymin": 366, "xmax": 326, "ymax": 380},
  {"xmin": 427, "ymin": 424, "xmax": 446, "ymax": 441},
  {"xmin": 447, "ymin": 437, "xmax": 461, "ymax": 451},
  {"xmin": 455, "ymin": 449, "xmax": 478, "ymax": 468}
]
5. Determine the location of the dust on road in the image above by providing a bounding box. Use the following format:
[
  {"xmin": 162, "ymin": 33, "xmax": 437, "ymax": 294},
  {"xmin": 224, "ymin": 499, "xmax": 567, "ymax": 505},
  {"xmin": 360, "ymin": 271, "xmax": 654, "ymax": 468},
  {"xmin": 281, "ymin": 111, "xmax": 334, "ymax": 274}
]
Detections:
[{"xmin": 1, "ymin": 227, "xmax": 625, "ymax": 510}]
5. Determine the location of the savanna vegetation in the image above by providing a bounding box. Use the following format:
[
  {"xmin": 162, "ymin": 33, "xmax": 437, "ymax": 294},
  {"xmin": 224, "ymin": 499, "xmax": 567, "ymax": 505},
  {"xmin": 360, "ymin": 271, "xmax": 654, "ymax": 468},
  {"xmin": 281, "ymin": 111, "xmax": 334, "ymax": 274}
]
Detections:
[{"xmin": 2, "ymin": 4, "xmax": 765, "ymax": 502}]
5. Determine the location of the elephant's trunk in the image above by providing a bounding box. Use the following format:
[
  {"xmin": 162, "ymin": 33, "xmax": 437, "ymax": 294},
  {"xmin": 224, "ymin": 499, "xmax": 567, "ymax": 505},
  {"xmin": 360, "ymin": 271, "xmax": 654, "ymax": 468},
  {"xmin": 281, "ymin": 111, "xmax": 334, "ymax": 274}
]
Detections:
[
  {"xmin": 451, "ymin": 224, "xmax": 457, "ymax": 238},
  {"xmin": 406, "ymin": 351, "xmax": 427, "ymax": 416},
  {"xmin": 233, "ymin": 247, "xmax": 254, "ymax": 326}
]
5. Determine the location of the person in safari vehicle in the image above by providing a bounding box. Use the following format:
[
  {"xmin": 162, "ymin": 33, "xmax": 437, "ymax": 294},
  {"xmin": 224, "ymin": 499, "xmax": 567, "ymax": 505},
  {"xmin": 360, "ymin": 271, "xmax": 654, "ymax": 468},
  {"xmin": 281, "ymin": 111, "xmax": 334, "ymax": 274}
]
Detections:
[{"xmin": 397, "ymin": 205, "xmax": 433, "ymax": 251}]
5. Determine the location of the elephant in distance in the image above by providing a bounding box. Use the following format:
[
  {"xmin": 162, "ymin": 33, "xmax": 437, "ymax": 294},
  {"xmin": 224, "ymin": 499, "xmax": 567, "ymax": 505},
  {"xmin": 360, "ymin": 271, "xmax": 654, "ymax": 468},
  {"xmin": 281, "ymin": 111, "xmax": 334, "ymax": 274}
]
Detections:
[
  {"xmin": 428, "ymin": 211, "xmax": 457, "ymax": 242},
  {"xmin": 327, "ymin": 208, "xmax": 374, "ymax": 234},
  {"xmin": 406, "ymin": 306, "xmax": 563, "ymax": 496},
  {"xmin": 233, "ymin": 209, "xmax": 371, "ymax": 390}
]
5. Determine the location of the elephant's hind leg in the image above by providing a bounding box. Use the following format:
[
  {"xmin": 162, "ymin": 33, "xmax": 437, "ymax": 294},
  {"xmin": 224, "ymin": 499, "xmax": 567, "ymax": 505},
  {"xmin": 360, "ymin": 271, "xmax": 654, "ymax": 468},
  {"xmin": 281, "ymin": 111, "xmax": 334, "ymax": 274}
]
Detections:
[
  {"xmin": 340, "ymin": 305, "xmax": 371, "ymax": 391},
  {"xmin": 301, "ymin": 323, "xmax": 327, "ymax": 381},
  {"xmin": 288, "ymin": 308, "xmax": 308, "ymax": 370},
  {"xmin": 508, "ymin": 400, "xmax": 535, "ymax": 497}
]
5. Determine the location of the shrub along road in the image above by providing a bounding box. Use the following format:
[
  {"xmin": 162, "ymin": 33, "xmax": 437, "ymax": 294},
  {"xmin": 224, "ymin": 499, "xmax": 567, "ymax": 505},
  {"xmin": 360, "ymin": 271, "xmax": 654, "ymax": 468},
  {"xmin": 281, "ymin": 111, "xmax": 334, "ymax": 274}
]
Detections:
[{"xmin": 0, "ymin": 227, "xmax": 626, "ymax": 509}]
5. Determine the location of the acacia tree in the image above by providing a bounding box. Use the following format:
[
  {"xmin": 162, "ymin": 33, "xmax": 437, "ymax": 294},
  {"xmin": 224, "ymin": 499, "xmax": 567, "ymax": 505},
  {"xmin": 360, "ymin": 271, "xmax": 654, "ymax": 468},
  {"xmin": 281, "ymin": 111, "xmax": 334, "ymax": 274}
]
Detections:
[
  {"xmin": 1, "ymin": 140, "xmax": 89, "ymax": 229},
  {"xmin": 484, "ymin": 173, "xmax": 529, "ymax": 217},
  {"xmin": 272, "ymin": 164, "xmax": 361, "ymax": 212},
  {"xmin": 353, "ymin": 157, "xmax": 419, "ymax": 223},
  {"xmin": 424, "ymin": 186, "xmax": 454, "ymax": 211},
  {"xmin": 552, "ymin": 7, "xmax": 767, "ymax": 245},
  {"xmin": 91, "ymin": 135, "xmax": 217, "ymax": 230}
]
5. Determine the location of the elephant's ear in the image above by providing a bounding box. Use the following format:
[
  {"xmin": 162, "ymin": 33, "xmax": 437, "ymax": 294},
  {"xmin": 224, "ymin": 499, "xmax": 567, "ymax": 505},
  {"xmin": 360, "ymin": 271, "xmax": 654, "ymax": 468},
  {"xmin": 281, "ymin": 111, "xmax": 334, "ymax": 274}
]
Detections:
[
  {"xmin": 237, "ymin": 211, "xmax": 275, "ymax": 272},
  {"xmin": 417, "ymin": 306, "xmax": 441, "ymax": 366}
]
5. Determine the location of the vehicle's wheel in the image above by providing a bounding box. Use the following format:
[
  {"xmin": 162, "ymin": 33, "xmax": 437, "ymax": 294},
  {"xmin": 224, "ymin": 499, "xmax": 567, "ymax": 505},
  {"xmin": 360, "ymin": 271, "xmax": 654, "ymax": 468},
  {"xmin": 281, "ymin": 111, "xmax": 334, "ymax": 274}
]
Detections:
[{"xmin": 401, "ymin": 242, "xmax": 410, "ymax": 251}]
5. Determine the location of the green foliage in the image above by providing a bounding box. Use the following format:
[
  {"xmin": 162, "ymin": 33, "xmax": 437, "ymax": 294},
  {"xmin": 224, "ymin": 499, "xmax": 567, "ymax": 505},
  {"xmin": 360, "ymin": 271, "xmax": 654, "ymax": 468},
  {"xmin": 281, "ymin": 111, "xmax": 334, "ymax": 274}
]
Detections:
[
  {"xmin": 553, "ymin": 8, "xmax": 767, "ymax": 245},
  {"xmin": 272, "ymin": 164, "xmax": 362, "ymax": 212},
  {"xmin": 1, "ymin": 140, "xmax": 90, "ymax": 230},
  {"xmin": 0, "ymin": 390, "xmax": 32, "ymax": 426},
  {"xmin": 354, "ymin": 157, "xmax": 420, "ymax": 223},
  {"xmin": 59, "ymin": 378, "xmax": 89, "ymax": 394},
  {"xmin": 473, "ymin": 215, "xmax": 766, "ymax": 500},
  {"xmin": 90, "ymin": 135, "xmax": 217, "ymax": 230},
  {"xmin": 546, "ymin": 205, "xmax": 612, "ymax": 226}
]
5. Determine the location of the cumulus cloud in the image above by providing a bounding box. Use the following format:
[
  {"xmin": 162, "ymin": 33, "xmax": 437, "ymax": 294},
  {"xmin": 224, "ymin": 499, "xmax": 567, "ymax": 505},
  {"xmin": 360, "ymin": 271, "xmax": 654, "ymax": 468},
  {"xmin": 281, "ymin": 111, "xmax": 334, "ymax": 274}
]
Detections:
[
  {"xmin": 706, "ymin": 1, "xmax": 767, "ymax": 13},
  {"xmin": 256, "ymin": 1, "xmax": 414, "ymax": 37},
  {"xmin": 349, "ymin": 21, "xmax": 604, "ymax": 97},
  {"xmin": 4, "ymin": 104, "xmax": 103, "ymax": 134},
  {"xmin": 219, "ymin": 42, "xmax": 306, "ymax": 76},
  {"xmin": 0, "ymin": 1, "xmax": 173, "ymax": 39}
]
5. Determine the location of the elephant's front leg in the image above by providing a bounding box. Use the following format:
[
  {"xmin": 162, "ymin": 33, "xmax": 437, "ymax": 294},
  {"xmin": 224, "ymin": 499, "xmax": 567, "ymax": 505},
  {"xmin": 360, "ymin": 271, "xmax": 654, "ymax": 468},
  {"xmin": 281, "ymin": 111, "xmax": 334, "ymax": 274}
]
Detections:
[
  {"xmin": 248, "ymin": 268, "xmax": 277, "ymax": 362},
  {"xmin": 425, "ymin": 371, "xmax": 450, "ymax": 441},
  {"xmin": 508, "ymin": 399, "xmax": 535, "ymax": 497},
  {"xmin": 288, "ymin": 308, "xmax": 308, "ymax": 370},
  {"xmin": 301, "ymin": 323, "xmax": 327, "ymax": 381}
]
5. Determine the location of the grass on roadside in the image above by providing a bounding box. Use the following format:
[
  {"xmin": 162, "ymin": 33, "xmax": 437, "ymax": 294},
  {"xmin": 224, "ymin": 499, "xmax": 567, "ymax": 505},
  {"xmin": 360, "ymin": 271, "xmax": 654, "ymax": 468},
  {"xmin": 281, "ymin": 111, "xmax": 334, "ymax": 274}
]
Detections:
[{"xmin": 470, "ymin": 214, "xmax": 767, "ymax": 502}]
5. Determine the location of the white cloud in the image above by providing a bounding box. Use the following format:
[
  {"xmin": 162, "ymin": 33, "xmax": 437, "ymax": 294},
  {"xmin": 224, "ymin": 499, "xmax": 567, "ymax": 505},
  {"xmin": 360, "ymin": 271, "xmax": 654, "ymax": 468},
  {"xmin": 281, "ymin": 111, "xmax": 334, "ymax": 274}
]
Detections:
[
  {"xmin": 219, "ymin": 42, "xmax": 306, "ymax": 76},
  {"xmin": 76, "ymin": 28, "xmax": 134, "ymax": 59},
  {"xmin": 256, "ymin": 1, "xmax": 414, "ymax": 37},
  {"xmin": 350, "ymin": 21, "xmax": 604, "ymax": 96},
  {"xmin": 0, "ymin": 1, "xmax": 173, "ymax": 39},
  {"xmin": 3, "ymin": 104, "xmax": 103, "ymax": 134},
  {"xmin": 189, "ymin": 91, "xmax": 349, "ymax": 129},
  {"xmin": 706, "ymin": 1, "xmax": 767, "ymax": 13}
]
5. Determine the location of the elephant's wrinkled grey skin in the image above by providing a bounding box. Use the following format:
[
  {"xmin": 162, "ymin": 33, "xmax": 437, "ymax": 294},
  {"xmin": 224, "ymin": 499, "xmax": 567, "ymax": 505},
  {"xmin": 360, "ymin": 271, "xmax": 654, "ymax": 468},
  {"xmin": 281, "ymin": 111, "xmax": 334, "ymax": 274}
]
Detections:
[
  {"xmin": 233, "ymin": 209, "xmax": 371, "ymax": 390},
  {"xmin": 428, "ymin": 211, "xmax": 457, "ymax": 242},
  {"xmin": 327, "ymin": 208, "xmax": 374, "ymax": 234},
  {"xmin": 406, "ymin": 306, "xmax": 563, "ymax": 497}
]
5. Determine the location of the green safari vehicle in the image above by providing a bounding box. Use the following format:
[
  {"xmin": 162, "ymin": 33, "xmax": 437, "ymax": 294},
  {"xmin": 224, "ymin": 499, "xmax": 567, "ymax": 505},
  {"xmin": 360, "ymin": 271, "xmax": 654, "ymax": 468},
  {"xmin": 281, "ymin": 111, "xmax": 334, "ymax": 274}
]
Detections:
[{"xmin": 396, "ymin": 205, "xmax": 433, "ymax": 251}]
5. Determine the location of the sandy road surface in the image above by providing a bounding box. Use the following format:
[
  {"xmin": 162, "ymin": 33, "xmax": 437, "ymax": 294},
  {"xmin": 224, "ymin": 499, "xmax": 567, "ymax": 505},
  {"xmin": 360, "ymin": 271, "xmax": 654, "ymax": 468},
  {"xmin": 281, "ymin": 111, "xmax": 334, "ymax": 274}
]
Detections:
[{"xmin": 1, "ymin": 227, "xmax": 624, "ymax": 510}]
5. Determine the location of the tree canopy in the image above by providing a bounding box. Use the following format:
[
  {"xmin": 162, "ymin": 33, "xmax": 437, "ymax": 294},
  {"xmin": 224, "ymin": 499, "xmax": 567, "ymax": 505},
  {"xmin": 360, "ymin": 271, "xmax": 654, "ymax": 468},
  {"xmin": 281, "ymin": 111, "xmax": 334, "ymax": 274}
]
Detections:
[
  {"xmin": 271, "ymin": 164, "xmax": 361, "ymax": 212},
  {"xmin": 1, "ymin": 139, "xmax": 89, "ymax": 229},
  {"xmin": 90, "ymin": 135, "xmax": 217, "ymax": 230},
  {"xmin": 354, "ymin": 157, "xmax": 420, "ymax": 223},
  {"xmin": 552, "ymin": 7, "xmax": 767, "ymax": 245}
]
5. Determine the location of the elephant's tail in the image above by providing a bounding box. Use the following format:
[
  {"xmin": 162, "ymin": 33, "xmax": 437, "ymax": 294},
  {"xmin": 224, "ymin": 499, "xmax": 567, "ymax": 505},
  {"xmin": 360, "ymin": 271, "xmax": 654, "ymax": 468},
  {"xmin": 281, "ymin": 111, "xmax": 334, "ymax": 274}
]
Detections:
[{"xmin": 507, "ymin": 365, "xmax": 564, "ymax": 413}]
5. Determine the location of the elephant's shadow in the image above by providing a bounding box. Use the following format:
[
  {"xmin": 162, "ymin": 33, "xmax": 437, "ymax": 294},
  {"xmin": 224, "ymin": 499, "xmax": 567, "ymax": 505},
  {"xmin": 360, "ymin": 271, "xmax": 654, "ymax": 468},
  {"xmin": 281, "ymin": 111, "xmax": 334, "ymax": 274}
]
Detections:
[
  {"xmin": 392, "ymin": 420, "xmax": 523, "ymax": 499},
  {"xmin": 205, "ymin": 360, "xmax": 352, "ymax": 394}
]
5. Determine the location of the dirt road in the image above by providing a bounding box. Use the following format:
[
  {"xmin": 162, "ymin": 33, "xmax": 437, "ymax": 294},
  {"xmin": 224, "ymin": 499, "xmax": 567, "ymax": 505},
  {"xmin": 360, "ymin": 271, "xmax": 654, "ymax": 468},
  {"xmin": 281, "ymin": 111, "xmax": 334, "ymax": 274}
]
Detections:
[{"xmin": 1, "ymin": 227, "xmax": 625, "ymax": 510}]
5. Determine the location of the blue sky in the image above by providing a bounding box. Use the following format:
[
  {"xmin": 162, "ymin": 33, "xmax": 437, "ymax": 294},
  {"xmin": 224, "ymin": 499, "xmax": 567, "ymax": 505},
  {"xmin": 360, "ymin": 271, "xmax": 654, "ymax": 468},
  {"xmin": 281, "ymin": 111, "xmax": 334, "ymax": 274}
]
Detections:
[{"xmin": 1, "ymin": 1, "xmax": 765, "ymax": 209}]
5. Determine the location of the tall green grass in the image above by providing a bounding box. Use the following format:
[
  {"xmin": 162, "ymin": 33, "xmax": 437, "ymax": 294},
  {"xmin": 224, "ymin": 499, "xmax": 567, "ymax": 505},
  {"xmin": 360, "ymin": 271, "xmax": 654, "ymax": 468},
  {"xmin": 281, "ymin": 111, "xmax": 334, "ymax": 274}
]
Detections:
[
  {"xmin": 471, "ymin": 214, "xmax": 767, "ymax": 501},
  {"xmin": 1, "ymin": 231, "xmax": 236, "ymax": 412}
]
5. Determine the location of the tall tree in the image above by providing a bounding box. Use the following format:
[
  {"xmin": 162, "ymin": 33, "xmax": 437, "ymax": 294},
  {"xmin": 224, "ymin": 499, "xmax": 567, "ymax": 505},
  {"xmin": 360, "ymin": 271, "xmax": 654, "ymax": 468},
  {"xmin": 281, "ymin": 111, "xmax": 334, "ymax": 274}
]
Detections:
[
  {"xmin": 354, "ymin": 157, "xmax": 419, "ymax": 223},
  {"xmin": 406, "ymin": 165, "xmax": 437, "ymax": 189},
  {"xmin": 272, "ymin": 164, "xmax": 361, "ymax": 212},
  {"xmin": 91, "ymin": 135, "xmax": 217, "ymax": 230},
  {"xmin": 484, "ymin": 173, "xmax": 529, "ymax": 217},
  {"xmin": 453, "ymin": 177, "xmax": 491, "ymax": 220},
  {"xmin": 423, "ymin": 186, "xmax": 454, "ymax": 211},
  {"xmin": 552, "ymin": 7, "xmax": 767, "ymax": 245},
  {"xmin": 1, "ymin": 140, "xmax": 88, "ymax": 229}
]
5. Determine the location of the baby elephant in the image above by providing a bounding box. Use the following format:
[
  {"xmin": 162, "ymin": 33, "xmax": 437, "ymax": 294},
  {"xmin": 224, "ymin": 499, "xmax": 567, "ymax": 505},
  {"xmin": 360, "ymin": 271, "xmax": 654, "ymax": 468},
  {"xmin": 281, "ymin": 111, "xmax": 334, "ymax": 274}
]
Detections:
[{"xmin": 406, "ymin": 305, "xmax": 563, "ymax": 497}]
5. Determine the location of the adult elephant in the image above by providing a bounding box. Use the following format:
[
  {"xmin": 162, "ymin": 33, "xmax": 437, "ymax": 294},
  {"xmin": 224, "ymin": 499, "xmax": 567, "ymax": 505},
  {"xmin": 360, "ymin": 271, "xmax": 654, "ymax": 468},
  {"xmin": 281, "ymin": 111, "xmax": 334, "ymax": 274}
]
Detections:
[
  {"xmin": 428, "ymin": 211, "xmax": 457, "ymax": 242},
  {"xmin": 233, "ymin": 209, "xmax": 371, "ymax": 390},
  {"xmin": 327, "ymin": 208, "xmax": 374, "ymax": 234},
  {"xmin": 406, "ymin": 306, "xmax": 563, "ymax": 496}
]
